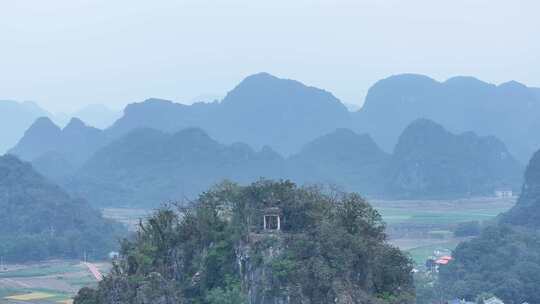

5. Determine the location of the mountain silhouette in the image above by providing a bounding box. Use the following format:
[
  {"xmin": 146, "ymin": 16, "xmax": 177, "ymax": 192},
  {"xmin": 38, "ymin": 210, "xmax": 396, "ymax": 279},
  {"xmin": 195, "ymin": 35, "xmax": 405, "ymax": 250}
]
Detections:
[
  {"xmin": 355, "ymin": 74, "xmax": 540, "ymax": 161},
  {"xmin": 385, "ymin": 118, "xmax": 522, "ymax": 198}
]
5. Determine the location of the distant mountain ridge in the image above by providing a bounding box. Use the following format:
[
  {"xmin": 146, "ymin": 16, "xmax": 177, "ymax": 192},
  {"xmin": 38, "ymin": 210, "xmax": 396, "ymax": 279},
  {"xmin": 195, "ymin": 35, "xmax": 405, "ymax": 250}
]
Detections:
[
  {"xmin": 9, "ymin": 117, "xmax": 106, "ymax": 170},
  {"xmin": 355, "ymin": 74, "xmax": 540, "ymax": 161},
  {"xmin": 0, "ymin": 100, "xmax": 51, "ymax": 155},
  {"xmin": 7, "ymin": 72, "xmax": 535, "ymax": 205},
  {"xmin": 107, "ymin": 73, "xmax": 351, "ymax": 155},
  {"xmin": 71, "ymin": 104, "xmax": 122, "ymax": 129},
  {"xmin": 62, "ymin": 119, "xmax": 520, "ymax": 207},
  {"xmin": 11, "ymin": 73, "xmax": 540, "ymax": 168}
]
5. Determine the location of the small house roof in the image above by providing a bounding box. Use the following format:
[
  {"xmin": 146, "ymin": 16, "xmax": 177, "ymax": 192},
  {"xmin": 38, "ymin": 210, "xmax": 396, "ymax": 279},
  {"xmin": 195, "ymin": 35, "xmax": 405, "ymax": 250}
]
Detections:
[{"xmin": 435, "ymin": 259, "xmax": 449, "ymax": 265}]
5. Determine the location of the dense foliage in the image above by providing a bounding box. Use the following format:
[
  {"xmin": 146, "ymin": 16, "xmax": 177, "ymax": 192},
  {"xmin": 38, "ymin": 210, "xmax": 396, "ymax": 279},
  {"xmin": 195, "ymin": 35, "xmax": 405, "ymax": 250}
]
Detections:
[
  {"xmin": 0, "ymin": 155, "xmax": 125, "ymax": 262},
  {"xmin": 502, "ymin": 149, "xmax": 540, "ymax": 228},
  {"xmin": 439, "ymin": 150, "xmax": 540, "ymax": 304},
  {"xmin": 439, "ymin": 225, "xmax": 540, "ymax": 304},
  {"xmin": 453, "ymin": 221, "xmax": 481, "ymax": 237},
  {"xmin": 74, "ymin": 180, "xmax": 414, "ymax": 304}
]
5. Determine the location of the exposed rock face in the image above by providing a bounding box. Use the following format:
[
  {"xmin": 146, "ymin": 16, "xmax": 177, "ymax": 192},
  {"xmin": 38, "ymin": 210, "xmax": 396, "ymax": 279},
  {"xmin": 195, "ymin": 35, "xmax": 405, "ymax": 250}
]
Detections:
[
  {"xmin": 237, "ymin": 234, "xmax": 288, "ymax": 304},
  {"xmin": 74, "ymin": 181, "xmax": 414, "ymax": 304}
]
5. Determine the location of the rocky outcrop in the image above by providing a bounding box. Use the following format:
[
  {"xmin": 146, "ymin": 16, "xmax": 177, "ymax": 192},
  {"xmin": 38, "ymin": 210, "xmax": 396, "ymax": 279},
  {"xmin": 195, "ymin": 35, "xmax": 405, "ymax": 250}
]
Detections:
[{"xmin": 73, "ymin": 181, "xmax": 415, "ymax": 304}]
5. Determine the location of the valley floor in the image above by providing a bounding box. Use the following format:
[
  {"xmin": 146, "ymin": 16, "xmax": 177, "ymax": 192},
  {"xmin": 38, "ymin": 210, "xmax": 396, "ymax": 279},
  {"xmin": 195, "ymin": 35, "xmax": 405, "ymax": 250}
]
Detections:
[
  {"xmin": 0, "ymin": 196, "xmax": 515, "ymax": 303},
  {"xmin": 370, "ymin": 196, "xmax": 516, "ymax": 265},
  {"xmin": 0, "ymin": 260, "xmax": 109, "ymax": 304}
]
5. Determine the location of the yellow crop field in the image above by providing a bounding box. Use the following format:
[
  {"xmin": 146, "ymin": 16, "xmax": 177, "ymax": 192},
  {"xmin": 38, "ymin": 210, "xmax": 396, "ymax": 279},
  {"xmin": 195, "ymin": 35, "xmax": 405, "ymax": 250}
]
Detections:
[{"xmin": 5, "ymin": 291, "xmax": 56, "ymax": 301}]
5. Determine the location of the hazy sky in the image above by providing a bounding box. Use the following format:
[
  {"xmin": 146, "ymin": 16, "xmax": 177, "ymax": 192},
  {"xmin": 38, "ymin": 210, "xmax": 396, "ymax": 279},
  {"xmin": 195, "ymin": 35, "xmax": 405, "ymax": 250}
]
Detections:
[{"xmin": 1, "ymin": 0, "xmax": 539, "ymax": 113}]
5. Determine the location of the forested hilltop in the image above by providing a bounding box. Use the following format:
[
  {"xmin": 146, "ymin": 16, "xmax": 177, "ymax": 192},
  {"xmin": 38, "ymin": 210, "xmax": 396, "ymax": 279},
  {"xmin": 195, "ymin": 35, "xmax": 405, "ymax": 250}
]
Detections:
[
  {"xmin": 0, "ymin": 154, "xmax": 125, "ymax": 262},
  {"xmin": 74, "ymin": 180, "xmax": 415, "ymax": 304},
  {"xmin": 438, "ymin": 149, "xmax": 540, "ymax": 304}
]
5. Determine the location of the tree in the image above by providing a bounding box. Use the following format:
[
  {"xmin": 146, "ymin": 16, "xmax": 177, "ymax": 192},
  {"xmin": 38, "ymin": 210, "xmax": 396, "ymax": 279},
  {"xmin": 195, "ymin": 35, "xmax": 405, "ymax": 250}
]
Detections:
[{"xmin": 74, "ymin": 180, "xmax": 415, "ymax": 304}]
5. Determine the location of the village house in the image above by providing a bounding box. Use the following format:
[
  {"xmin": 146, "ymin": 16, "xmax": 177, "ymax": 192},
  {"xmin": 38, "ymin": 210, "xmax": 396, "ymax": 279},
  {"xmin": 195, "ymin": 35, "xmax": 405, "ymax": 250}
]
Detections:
[
  {"xmin": 484, "ymin": 296, "xmax": 505, "ymax": 304},
  {"xmin": 494, "ymin": 190, "xmax": 513, "ymax": 198}
]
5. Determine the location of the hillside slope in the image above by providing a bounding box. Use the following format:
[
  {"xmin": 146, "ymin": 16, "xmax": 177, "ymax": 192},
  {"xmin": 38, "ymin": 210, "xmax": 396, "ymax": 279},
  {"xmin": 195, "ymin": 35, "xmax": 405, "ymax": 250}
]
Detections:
[
  {"xmin": 439, "ymin": 148, "xmax": 540, "ymax": 303},
  {"xmin": 501, "ymin": 149, "xmax": 540, "ymax": 227},
  {"xmin": 9, "ymin": 117, "xmax": 107, "ymax": 177},
  {"xmin": 67, "ymin": 128, "xmax": 287, "ymax": 207},
  {"xmin": 0, "ymin": 100, "xmax": 51, "ymax": 154},
  {"xmin": 289, "ymin": 128, "xmax": 389, "ymax": 194},
  {"xmin": 0, "ymin": 155, "xmax": 124, "ymax": 262},
  {"xmin": 386, "ymin": 119, "xmax": 522, "ymax": 198}
]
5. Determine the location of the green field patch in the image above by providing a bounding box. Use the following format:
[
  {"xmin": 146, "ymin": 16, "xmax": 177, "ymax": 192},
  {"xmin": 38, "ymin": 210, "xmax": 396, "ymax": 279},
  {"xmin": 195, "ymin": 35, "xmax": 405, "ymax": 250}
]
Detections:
[
  {"xmin": 1, "ymin": 288, "xmax": 72, "ymax": 303},
  {"xmin": 377, "ymin": 207, "xmax": 504, "ymax": 226},
  {"xmin": 0, "ymin": 263, "xmax": 82, "ymax": 279}
]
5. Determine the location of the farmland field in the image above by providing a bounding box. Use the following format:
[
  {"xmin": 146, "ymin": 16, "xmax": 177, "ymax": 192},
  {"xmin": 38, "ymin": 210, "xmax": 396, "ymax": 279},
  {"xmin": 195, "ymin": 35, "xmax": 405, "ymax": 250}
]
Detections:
[
  {"xmin": 0, "ymin": 260, "xmax": 110, "ymax": 304},
  {"xmin": 370, "ymin": 196, "xmax": 516, "ymax": 266},
  {"xmin": 370, "ymin": 196, "xmax": 515, "ymax": 226}
]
